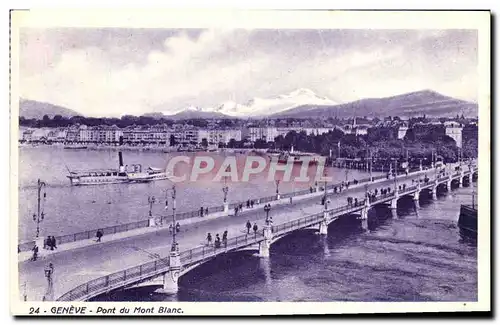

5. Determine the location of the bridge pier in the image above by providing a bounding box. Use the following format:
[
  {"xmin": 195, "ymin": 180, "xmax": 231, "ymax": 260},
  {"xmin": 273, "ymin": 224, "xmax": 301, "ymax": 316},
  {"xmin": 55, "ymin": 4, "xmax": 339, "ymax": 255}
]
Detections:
[
  {"xmin": 319, "ymin": 210, "xmax": 328, "ymax": 235},
  {"xmin": 413, "ymin": 191, "xmax": 420, "ymax": 209},
  {"xmin": 431, "ymin": 186, "xmax": 438, "ymax": 200},
  {"xmin": 390, "ymin": 196, "xmax": 398, "ymax": 219},
  {"xmin": 259, "ymin": 225, "xmax": 273, "ymax": 258},
  {"xmin": 466, "ymin": 173, "xmax": 472, "ymax": 184},
  {"xmin": 159, "ymin": 250, "xmax": 181, "ymax": 294},
  {"xmin": 360, "ymin": 207, "xmax": 369, "ymax": 231},
  {"xmin": 458, "ymin": 173, "xmax": 464, "ymax": 187},
  {"xmin": 224, "ymin": 202, "xmax": 229, "ymax": 215}
]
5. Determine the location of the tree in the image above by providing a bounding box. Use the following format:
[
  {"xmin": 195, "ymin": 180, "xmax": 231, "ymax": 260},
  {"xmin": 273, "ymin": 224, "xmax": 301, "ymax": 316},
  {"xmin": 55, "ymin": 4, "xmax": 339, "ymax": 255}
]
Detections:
[
  {"xmin": 254, "ymin": 139, "xmax": 268, "ymax": 149},
  {"xmin": 170, "ymin": 134, "xmax": 177, "ymax": 146},
  {"xmin": 227, "ymin": 139, "xmax": 237, "ymax": 148}
]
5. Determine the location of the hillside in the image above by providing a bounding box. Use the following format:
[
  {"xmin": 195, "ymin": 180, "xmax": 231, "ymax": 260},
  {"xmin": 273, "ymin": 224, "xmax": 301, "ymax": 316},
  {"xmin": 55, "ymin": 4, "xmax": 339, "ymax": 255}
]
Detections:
[
  {"xmin": 164, "ymin": 108, "xmax": 233, "ymax": 120},
  {"xmin": 19, "ymin": 99, "xmax": 81, "ymax": 119},
  {"xmin": 271, "ymin": 90, "xmax": 478, "ymax": 119}
]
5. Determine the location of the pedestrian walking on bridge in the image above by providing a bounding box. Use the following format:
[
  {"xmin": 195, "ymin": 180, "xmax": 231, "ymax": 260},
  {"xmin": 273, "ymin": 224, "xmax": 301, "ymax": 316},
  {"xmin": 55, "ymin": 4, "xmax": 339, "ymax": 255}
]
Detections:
[
  {"xmin": 96, "ymin": 229, "xmax": 103, "ymax": 242},
  {"xmin": 50, "ymin": 236, "xmax": 57, "ymax": 250},
  {"xmin": 215, "ymin": 234, "xmax": 221, "ymax": 249},
  {"xmin": 253, "ymin": 223, "xmax": 258, "ymax": 236},
  {"xmin": 31, "ymin": 244, "xmax": 39, "ymax": 261},
  {"xmin": 222, "ymin": 231, "xmax": 228, "ymax": 247},
  {"xmin": 206, "ymin": 233, "xmax": 212, "ymax": 246},
  {"xmin": 176, "ymin": 222, "xmax": 181, "ymax": 234},
  {"xmin": 246, "ymin": 220, "xmax": 252, "ymax": 234}
]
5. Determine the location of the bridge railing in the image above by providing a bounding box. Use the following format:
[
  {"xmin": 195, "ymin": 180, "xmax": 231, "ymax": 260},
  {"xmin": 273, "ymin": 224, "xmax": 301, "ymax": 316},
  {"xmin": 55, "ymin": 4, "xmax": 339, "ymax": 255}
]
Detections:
[
  {"xmin": 369, "ymin": 192, "xmax": 395, "ymax": 204},
  {"xmin": 397, "ymin": 185, "xmax": 418, "ymax": 195},
  {"xmin": 437, "ymin": 176, "xmax": 449, "ymax": 182},
  {"xmin": 18, "ymin": 241, "xmax": 36, "ymax": 252},
  {"xmin": 57, "ymin": 257, "xmax": 170, "ymax": 301},
  {"xmin": 271, "ymin": 201, "xmax": 367, "ymax": 236},
  {"xmin": 272, "ymin": 212, "xmax": 324, "ymax": 235},
  {"xmin": 180, "ymin": 231, "xmax": 265, "ymax": 266},
  {"xmin": 55, "ymin": 219, "xmax": 151, "ymax": 245}
]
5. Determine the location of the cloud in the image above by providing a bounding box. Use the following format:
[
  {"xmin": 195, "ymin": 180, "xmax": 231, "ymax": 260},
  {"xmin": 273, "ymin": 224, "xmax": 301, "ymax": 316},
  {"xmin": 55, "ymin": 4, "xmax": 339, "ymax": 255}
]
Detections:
[{"xmin": 19, "ymin": 29, "xmax": 478, "ymax": 117}]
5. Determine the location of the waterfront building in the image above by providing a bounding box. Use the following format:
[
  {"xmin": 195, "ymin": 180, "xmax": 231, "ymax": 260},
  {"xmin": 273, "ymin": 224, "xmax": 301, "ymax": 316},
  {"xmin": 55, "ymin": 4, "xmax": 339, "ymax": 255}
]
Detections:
[
  {"xmin": 397, "ymin": 124, "xmax": 409, "ymax": 139},
  {"xmin": 65, "ymin": 125, "xmax": 81, "ymax": 143},
  {"xmin": 79, "ymin": 125, "xmax": 98, "ymax": 143},
  {"xmin": 444, "ymin": 121, "xmax": 463, "ymax": 148},
  {"xmin": 198, "ymin": 129, "xmax": 242, "ymax": 145}
]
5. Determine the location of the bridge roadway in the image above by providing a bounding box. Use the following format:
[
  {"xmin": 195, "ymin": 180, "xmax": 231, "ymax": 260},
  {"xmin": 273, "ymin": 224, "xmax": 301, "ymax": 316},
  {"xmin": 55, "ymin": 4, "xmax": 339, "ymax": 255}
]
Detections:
[{"xmin": 19, "ymin": 163, "xmax": 474, "ymax": 301}]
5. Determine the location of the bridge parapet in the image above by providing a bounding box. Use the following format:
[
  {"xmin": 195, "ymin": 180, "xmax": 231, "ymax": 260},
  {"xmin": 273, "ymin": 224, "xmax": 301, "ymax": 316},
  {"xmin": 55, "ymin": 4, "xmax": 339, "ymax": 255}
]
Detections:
[
  {"xmin": 57, "ymin": 256, "xmax": 170, "ymax": 301},
  {"xmin": 397, "ymin": 185, "xmax": 418, "ymax": 196},
  {"xmin": 180, "ymin": 232, "xmax": 266, "ymax": 266},
  {"xmin": 271, "ymin": 213, "xmax": 324, "ymax": 236}
]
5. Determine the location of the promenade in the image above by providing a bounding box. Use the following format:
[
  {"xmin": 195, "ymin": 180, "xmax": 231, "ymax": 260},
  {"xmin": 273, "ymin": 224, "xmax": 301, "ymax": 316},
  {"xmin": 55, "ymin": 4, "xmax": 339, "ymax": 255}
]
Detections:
[{"xmin": 18, "ymin": 167, "xmax": 463, "ymax": 301}]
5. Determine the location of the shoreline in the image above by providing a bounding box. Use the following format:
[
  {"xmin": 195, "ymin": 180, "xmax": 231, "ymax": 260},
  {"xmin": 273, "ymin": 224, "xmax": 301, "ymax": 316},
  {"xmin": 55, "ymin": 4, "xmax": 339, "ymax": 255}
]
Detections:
[{"xmin": 18, "ymin": 143, "xmax": 269, "ymax": 154}]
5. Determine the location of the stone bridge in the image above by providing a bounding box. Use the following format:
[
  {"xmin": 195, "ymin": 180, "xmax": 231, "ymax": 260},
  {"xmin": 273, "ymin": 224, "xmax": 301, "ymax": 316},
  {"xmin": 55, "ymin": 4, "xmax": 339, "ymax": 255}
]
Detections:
[{"xmin": 56, "ymin": 165, "xmax": 478, "ymax": 301}]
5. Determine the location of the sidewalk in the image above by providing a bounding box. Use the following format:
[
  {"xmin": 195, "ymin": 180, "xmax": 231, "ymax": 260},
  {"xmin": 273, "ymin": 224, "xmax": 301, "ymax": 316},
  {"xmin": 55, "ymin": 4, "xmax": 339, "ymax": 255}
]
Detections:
[{"xmin": 17, "ymin": 167, "xmax": 434, "ymax": 263}]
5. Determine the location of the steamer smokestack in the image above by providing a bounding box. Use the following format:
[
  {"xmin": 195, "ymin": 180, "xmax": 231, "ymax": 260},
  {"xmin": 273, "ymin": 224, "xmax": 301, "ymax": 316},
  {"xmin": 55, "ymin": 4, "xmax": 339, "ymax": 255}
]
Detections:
[{"xmin": 118, "ymin": 152, "xmax": 125, "ymax": 173}]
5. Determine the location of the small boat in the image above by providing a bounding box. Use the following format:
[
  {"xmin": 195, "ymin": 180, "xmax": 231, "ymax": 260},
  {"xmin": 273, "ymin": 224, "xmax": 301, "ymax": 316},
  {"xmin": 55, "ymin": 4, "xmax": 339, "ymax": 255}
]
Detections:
[
  {"xmin": 276, "ymin": 151, "xmax": 319, "ymax": 165},
  {"xmin": 64, "ymin": 145, "xmax": 88, "ymax": 150}
]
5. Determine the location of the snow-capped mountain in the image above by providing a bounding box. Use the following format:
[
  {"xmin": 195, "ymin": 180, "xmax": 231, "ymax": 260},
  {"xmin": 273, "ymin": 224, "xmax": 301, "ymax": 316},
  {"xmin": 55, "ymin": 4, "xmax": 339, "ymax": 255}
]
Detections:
[
  {"xmin": 214, "ymin": 88, "xmax": 338, "ymax": 117},
  {"xmin": 156, "ymin": 89, "xmax": 338, "ymax": 119}
]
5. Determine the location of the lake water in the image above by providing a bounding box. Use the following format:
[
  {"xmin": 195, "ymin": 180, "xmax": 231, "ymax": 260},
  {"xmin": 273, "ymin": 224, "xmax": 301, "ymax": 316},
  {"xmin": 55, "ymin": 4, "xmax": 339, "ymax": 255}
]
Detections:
[{"xmin": 18, "ymin": 146, "xmax": 376, "ymax": 241}]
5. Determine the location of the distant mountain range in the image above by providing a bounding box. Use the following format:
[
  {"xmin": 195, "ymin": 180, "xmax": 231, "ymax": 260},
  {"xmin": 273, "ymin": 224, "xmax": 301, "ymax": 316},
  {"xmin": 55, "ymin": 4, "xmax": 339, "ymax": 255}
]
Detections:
[
  {"xmin": 270, "ymin": 90, "xmax": 478, "ymax": 119},
  {"xmin": 210, "ymin": 88, "xmax": 338, "ymax": 117},
  {"xmin": 19, "ymin": 99, "xmax": 81, "ymax": 119},
  {"xmin": 19, "ymin": 89, "xmax": 478, "ymax": 120},
  {"xmin": 157, "ymin": 89, "xmax": 476, "ymax": 119}
]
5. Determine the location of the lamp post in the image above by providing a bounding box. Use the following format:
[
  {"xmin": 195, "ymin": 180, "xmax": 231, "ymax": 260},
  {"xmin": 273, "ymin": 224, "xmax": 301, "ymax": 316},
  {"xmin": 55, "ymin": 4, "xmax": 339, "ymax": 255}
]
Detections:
[
  {"xmin": 222, "ymin": 184, "xmax": 229, "ymax": 204},
  {"xmin": 222, "ymin": 167, "xmax": 229, "ymax": 204},
  {"xmin": 164, "ymin": 185, "xmax": 177, "ymax": 252},
  {"xmin": 418, "ymin": 158, "xmax": 424, "ymax": 171},
  {"xmin": 32, "ymin": 179, "xmax": 47, "ymax": 238},
  {"xmin": 472, "ymin": 186, "xmax": 476, "ymax": 210},
  {"xmin": 264, "ymin": 204, "xmax": 271, "ymax": 225},
  {"xmin": 392, "ymin": 158, "xmax": 398, "ymax": 190},
  {"xmin": 147, "ymin": 196, "xmax": 156, "ymax": 217},
  {"xmin": 323, "ymin": 168, "xmax": 328, "ymax": 209},
  {"xmin": 369, "ymin": 149, "xmax": 373, "ymax": 181},
  {"xmin": 43, "ymin": 263, "xmax": 54, "ymax": 301}
]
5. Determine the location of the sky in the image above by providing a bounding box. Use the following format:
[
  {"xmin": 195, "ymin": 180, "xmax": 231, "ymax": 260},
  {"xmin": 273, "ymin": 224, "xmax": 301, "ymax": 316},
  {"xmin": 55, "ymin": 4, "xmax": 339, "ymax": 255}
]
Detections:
[{"xmin": 19, "ymin": 28, "xmax": 478, "ymax": 117}]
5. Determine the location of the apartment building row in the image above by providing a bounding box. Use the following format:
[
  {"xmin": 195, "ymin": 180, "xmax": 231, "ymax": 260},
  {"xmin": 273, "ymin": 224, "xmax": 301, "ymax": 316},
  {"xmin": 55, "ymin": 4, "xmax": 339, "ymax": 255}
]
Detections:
[{"xmin": 21, "ymin": 125, "xmax": 244, "ymax": 145}]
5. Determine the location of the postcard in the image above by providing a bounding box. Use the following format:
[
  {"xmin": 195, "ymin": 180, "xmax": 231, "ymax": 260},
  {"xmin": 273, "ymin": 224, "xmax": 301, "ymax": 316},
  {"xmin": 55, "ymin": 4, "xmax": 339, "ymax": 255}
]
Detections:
[{"xmin": 10, "ymin": 9, "xmax": 490, "ymax": 316}]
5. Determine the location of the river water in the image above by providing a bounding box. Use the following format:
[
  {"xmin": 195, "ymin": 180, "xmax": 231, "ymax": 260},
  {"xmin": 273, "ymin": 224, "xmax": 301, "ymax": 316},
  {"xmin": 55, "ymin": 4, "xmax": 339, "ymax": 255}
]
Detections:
[
  {"xmin": 94, "ymin": 184, "xmax": 477, "ymax": 302},
  {"xmin": 19, "ymin": 146, "xmax": 477, "ymax": 302}
]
